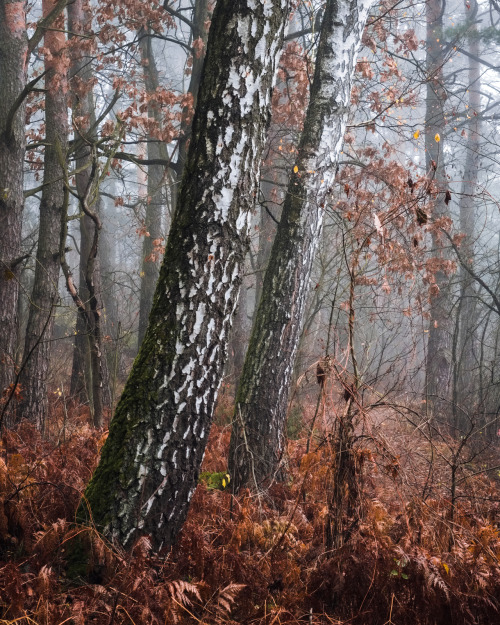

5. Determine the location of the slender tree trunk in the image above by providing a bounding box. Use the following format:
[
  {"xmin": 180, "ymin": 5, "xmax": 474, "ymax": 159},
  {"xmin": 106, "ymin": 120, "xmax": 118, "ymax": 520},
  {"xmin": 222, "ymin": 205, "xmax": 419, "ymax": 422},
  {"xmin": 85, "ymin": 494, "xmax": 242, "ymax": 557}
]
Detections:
[
  {"xmin": 228, "ymin": 0, "xmax": 374, "ymax": 491},
  {"xmin": 176, "ymin": 0, "xmax": 211, "ymax": 169},
  {"xmin": 137, "ymin": 29, "xmax": 165, "ymax": 347},
  {"xmin": 424, "ymin": 0, "xmax": 453, "ymax": 415},
  {"xmin": 456, "ymin": 2, "xmax": 480, "ymax": 424},
  {"xmin": 82, "ymin": 0, "xmax": 290, "ymax": 552},
  {"xmin": 254, "ymin": 177, "xmax": 282, "ymax": 310},
  {"xmin": 67, "ymin": 0, "xmax": 110, "ymax": 424},
  {"xmin": 0, "ymin": 2, "xmax": 28, "ymax": 398},
  {"xmin": 17, "ymin": 1, "xmax": 68, "ymax": 431},
  {"xmin": 227, "ymin": 260, "xmax": 251, "ymax": 383}
]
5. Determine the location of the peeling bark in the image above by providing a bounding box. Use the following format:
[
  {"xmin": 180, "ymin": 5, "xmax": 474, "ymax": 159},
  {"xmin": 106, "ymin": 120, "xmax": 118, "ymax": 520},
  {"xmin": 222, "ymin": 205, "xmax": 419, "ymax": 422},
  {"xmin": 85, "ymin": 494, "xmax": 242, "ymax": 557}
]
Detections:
[
  {"xmin": 83, "ymin": 0, "xmax": 290, "ymax": 551},
  {"xmin": 228, "ymin": 0, "xmax": 374, "ymax": 490}
]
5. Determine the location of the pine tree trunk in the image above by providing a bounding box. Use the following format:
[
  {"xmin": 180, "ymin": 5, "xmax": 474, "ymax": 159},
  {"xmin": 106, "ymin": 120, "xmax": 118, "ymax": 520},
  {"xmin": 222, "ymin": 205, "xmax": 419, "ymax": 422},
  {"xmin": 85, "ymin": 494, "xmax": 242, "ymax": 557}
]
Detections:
[
  {"xmin": 0, "ymin": 2, "xmax": 27, "ymax": 400},
  {"xmin": 17, "ymin": 0, "xmax": 68, "ymax": 432},
  {"xmin": 424, "ymin": 0, "xmax": 453, "ymax": 415},
  {"xmin": 228, "ymin": 0, "xmax": 374, "ymax": 491},
  {"xmin": 83, "ymin": 0, "xmax": 290, "ymax": 551}
]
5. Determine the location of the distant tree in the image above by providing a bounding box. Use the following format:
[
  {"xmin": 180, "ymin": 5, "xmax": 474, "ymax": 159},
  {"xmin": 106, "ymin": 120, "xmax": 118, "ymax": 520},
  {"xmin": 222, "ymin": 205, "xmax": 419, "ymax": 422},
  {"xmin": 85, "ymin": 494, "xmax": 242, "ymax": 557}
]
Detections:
[
  {"xmin": 66, "ymin": 0, "xmax": 112, "ymax": 427},
  {"xmin": 424, "ymin": 0, "xmax": 453, "ymax": 415},
  {"xmin": 454, "ymin": 0, "xmax": 480, "ymax": 427},
  {"xmin": 228, "ymin": 0, "xmax": 375, "ymax": 491},
  {"xmin": 82, "ymin": 0, "xmax": 290, "ymax": 551}
]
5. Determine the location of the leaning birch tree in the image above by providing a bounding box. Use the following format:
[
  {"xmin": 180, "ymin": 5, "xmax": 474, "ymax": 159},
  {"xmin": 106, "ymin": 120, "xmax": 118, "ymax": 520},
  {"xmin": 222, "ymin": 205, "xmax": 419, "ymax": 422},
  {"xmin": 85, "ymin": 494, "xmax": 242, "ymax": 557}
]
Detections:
[
  {"xmin": 228, "ymin": 0, "xmax": 375, "ymax": 490},
  {"xmin": 83, "ymin": 0, "xmax": 290, "ymax": 551}
]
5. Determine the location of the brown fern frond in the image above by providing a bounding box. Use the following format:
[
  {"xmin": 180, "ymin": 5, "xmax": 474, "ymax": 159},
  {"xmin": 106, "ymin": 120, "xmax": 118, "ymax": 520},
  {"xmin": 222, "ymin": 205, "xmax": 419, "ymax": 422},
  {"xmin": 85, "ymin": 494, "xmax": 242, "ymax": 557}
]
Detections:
[{"xmin": 207, "ymin": 583, "xmax": 245, "ymax": 623}]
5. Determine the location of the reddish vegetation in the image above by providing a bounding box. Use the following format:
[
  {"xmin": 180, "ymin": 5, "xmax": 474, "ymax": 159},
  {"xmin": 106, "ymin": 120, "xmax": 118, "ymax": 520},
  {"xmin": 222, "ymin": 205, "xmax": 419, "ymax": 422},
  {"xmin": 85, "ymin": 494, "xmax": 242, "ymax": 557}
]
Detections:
[{"xmin": 0, "ymin": 396, "xmax": 498, "ymax": 624}]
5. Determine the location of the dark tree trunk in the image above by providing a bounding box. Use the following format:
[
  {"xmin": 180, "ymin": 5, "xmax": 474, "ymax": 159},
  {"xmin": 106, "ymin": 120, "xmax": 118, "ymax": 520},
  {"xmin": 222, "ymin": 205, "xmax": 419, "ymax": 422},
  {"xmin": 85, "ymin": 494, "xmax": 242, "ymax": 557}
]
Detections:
[
  {"xmin": 254, "ymin": 177, "xmax": 282, "ymax": 311},
  {"xmin": 82, "ymin": 0, "xmax": 290, "ymax": 552},
  {"xmin": 17, "ymin": 0, "xmax": 68, "ymax": 432},
  {"xmin": 176, "ymin": 0, "xmax": 211, "ymax": 169},
  {"xmin": 227, "ymin": 260, "xmax": 251, "ymax": 383},
  {"xmin": 424, "ymin": 0, "xmax": 453, "ymax": 415},
  {"xmin": 228, "ymin": 0, "xmax": 374, "ymax": 491},
  {"xmin": 0, "ymin": 2, "xmax": 28, "ymax": 399},
  {"xmin": 67, "ymin": 0, "xmax": 110, "ymax": 425},
  {"xmin": 137, "ymin": 29, "xmax": 165, "ymax": 347}
]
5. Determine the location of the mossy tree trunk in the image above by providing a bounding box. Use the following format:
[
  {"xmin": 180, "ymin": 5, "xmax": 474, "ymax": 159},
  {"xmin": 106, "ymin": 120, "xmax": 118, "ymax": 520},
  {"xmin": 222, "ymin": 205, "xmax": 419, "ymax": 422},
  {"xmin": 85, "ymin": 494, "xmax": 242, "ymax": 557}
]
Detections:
[
  {"xmin": 83, "ymin": 0, "xmax": 290, "ymax": 552},
  {"xmin": 228, "ymin": 0, "xmax": 374, "ymax": 491},
  {"xmin": 17, "ymin": 0, "xmax": 68, "ymax": 432}
]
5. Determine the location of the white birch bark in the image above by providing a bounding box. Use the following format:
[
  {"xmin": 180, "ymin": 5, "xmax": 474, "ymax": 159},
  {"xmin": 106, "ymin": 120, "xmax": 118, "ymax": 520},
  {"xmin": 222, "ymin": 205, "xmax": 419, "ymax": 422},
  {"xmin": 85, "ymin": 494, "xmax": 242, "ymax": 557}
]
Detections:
[
  {"xmin": 83, "ymin": 0, "xmax": 290, "ymax": 551},
  {"xmin": 229, "ymin": 0, "xmax": 375, "ymax": 489}
]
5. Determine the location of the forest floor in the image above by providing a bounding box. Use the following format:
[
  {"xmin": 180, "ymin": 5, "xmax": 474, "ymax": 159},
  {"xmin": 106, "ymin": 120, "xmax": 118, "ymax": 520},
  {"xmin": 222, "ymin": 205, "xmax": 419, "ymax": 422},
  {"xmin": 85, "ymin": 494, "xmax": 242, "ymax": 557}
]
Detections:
[{"xmin": 0, "ymin": 392, "xmax": 498, "ymax": 625}]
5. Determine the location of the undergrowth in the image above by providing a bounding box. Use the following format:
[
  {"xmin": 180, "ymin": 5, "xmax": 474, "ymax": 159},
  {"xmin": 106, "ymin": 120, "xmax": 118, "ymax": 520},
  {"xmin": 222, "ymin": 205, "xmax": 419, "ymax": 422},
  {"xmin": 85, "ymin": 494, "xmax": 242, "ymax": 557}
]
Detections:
[{"xmin": 0, "ymin": 404, "xmax": 498, "ymax": 624}]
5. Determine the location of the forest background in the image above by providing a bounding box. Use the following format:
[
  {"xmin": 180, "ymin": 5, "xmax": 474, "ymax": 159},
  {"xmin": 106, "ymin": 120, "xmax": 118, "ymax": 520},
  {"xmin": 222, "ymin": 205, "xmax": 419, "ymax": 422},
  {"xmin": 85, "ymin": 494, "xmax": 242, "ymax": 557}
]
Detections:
[{"xmin": 0, "ymin": 0, "xmax": 500, "ymax": 623}]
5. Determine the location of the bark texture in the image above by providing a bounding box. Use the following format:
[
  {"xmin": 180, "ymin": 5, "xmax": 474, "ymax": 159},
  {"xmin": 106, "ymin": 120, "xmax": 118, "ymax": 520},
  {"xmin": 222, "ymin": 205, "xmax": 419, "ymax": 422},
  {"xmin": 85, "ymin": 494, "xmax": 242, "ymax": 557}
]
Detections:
[
  {"xmin": 228, "ymin": 0, "xmax": 374, "ymax": 490},
  {"xmin": 0, "ymin": 1, "xmax": 28, "ymax": 397},
  {"xmin": 424, "ymin": 0, "xmax": 453, "ymax": 415},
  {"xmin": 83, "ymin": 0, "xmax": 290, "ymax": 551},
  {"xmin": 138, "ymin": 29, "xmax": 165, "ymax": 347},
  {"xmin": 17, "ymin": 1, "xmax": 68, "ymax": 431}
]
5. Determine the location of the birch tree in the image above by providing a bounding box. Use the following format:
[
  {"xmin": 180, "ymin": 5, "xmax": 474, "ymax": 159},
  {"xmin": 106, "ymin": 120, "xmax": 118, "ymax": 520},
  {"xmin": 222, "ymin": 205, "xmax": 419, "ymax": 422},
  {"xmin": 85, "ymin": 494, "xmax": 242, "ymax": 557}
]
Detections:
[
  {"xmin": 228, "ymin": 0, "xmax": 375, "ymax": 490},
  {"xmin": 83, "ymin": 0, "xmax": 290, "ymax": 551}
]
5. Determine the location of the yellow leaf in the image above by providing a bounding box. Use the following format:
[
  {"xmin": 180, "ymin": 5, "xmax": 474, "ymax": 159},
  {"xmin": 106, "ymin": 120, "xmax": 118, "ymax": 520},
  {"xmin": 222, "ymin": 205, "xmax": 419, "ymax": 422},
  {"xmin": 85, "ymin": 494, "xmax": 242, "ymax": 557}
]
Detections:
[
  {"xmin": 442, "ymin": 562, "xmax": 449, "ymax": 574},
  {"xmin": 293, "ymin": 165, "xmax": 298, "ymax": 173},
  {"xmin": 413, "ymin": 130, "xmax": 420, "ymax": 139},
  {"xmin": 435, "ymin": 133, "xmax": 440, "ymax": 142}
]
